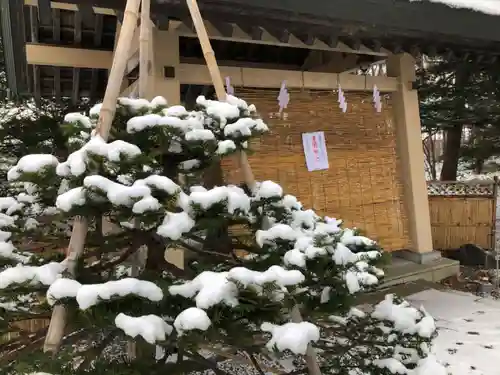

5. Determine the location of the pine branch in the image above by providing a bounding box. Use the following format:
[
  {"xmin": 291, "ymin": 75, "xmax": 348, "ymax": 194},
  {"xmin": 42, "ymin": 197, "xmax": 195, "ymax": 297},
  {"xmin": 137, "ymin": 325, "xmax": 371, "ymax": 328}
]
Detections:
[
  {"xmin": 88, "ymin": 237, "xmax": 144, "ymax": 271},
  {"xmin": 0, "ymin": 327, "xmax": 48, "ymax": 365},
  {"xmin": 187, "ymin": 351, "xmax": 231, "ymax": 375},
  {"xmin": 178, "ymin": 240, "xmax": 238, "ymax": 264},
  {"xmin": 247, "ymin": 352, "xmax": 266, "ymax": 375},
  {"xmin": 78, "ymin": 330, "xmax": 119, "ymax": 369}
]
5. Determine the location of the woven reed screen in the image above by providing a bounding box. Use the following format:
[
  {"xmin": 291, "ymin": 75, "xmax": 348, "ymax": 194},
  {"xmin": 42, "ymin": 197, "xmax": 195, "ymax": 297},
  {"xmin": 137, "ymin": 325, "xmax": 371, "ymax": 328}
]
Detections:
[{"xmin": 221, "ymin": 88, "xmax": 410, "ymax": 251}]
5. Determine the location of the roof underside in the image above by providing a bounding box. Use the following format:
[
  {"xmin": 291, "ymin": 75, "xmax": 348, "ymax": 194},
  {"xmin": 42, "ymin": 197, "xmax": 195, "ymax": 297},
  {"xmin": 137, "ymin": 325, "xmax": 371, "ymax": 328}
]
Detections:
[
  {"xmin": 3, "ymin": 0, "xmax": 500, "ymax": 100},
  {"xmin": 47, "ymin": 0, "xmax": 500, "ymax": 48}
]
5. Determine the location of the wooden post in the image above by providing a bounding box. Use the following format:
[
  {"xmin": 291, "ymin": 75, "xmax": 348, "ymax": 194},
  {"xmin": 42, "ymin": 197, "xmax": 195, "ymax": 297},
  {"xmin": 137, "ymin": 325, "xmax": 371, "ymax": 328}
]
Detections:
[
  {"xmin": 138, "ymin": 0, "xmax": 151, "ymax": 98},
  {"xmin": 43, "ymin": 0, "xmax": 142, "ymax": 353},
  {"xmin": 185, "ymin": 0, "xmax": 255, "ymax": 190},
  {"xmin": 185, "ymin": 1, "xmax": 321, "ymax": 374},
  {"xmin": 387, "ymin": 53, "xmax": 434, "ymax": 257}
]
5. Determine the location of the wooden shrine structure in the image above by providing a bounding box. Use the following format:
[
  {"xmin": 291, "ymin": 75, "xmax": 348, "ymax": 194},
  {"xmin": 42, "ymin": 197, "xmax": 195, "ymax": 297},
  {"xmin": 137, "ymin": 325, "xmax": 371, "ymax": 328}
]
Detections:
[{"xmin": 2, "ymin": 0, "xmax": 500, "ymax": 267}]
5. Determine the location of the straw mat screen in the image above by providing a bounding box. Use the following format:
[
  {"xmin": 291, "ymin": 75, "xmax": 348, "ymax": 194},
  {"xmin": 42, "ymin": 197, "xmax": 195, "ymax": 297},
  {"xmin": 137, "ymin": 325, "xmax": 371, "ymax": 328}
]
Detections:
[{"xmin": 222, "ymin": 88, "xmax": 410, "ymax": 251}]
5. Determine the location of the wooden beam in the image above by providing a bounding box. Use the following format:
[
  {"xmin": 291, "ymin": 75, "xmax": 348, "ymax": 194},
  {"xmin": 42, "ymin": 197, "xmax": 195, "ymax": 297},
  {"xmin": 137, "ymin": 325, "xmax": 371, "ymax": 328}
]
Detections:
[
  {"xmin": 25, "ymin": 0, "xmax": 116, "ymax": 15},
  {"xmin": 181, "ymin": 56, "xmax": 301, "ymax": 71},
  {"xmin": 170, "ymin": 21, "xmax": 387, "ymax": 57},
  {"xmin": 318, "ymin": 33, "xmax": 340, "ymax": 49},
  {"xmin": 72, "ymin": 68, "xmax": 80, "ymax": 104},
  {"xmin": 72, "ymin": 9, "xmax": 82, "ymax": 103},
  {"xmin": 301, "ymin": 50, "xmax": 324, "ymax": 71},
  {"xmin": 237, "ymin": 24, "xmax": 263, "ymax": 41},
  {"xmin": 94, "ymin": 13, "xmax": 104, "ymax": 47},
  {"xmin": 25, "ymin": 44, "xmax": 398, "ymax": 91},
  {"xmin": 90, "ymin": 69, "xmax": 99, "ymax": 101},
  {"xmin": 209, "ymin": 20, "xmax": 233, "ymax": 38},
  {"xmin": 125, "ymin": 27, "xmax": 140, "ymax": 74},
  {"xmin": 78, "ymin": 3, "xmax": 94, "ymax": 26},
  {"xmin": 295, "ymin": 32, "xmax": 316, "ymax": 46},
  {"xmin": 126, "ymin": 51, "xmax": 139, "ymax": 75},
  {"xmin": 54, "ymin": 66, "xmax": 61, "ymax": 103},
  {"xmin": 342, "ymin": 37, "xmax": 362, "ymax": 51},
  {"xmin": 127, "ymin": 27, "xmax": 140, "ymax": 59},
  {"xmin": 33, "ymin": 65, "xmax": 41, "ymax": 105},
  {"xmin": 120, "ymin": 79, "xmax": 138, "ymax": 97},
  {"xmin": 29, "ymin": 5, "xmax": 39, "ymax": 42},
  {"xmin": 177, "ymin": 64, "xmax": 398, "ymax": 92},
  {"xmin": 309, "ymin": 53, "xmax": 360, "ymax": 73},
  {"xmin": 266, "ymin": 27, "xmax": 291, "ymax": 44},
  {"xmin": 52, "ymin": 8, "xmax": 60, "ymax": 42},
  {"xmin": 23, "ymin": 1, "xmax": 387, "ymax": 57},
  {"xmin": 37, "ymin": 0, "xmax": 52, "ymax": 25},
  {"xmin": 74, "ymin": 8, "xmax": 82, "ymax": 44},
  {"xmin": 1, "ymin": 0, "xmax": 29, "ymax": 96},
  {"xmin": 26, "ymin": 44, "xmax": 114, "ymax": 68},
  {"xmin": 365, "ymin": 39, "xmax": 382, "ymax": 53}
]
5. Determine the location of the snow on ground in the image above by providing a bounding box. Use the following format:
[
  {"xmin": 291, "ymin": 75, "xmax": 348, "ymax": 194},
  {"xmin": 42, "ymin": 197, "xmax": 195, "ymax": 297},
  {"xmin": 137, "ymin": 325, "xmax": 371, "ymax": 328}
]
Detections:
[
  {"xmin": 190, "ymin": 288, "xmax": 500, "ymax": 375},
  {"xmin": 407, "ymin": 288, "xmax": 500, "ymax": 375}
]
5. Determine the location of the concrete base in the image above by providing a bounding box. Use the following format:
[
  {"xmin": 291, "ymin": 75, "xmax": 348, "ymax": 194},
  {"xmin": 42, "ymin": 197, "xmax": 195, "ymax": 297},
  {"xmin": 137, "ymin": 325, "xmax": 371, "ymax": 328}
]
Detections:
[
  {"xmin": 393, "ymin": 249, "xmax": 442, "ymax": 264},
  {"xmin": 379, "ymin": 254, "xmax": 459, "ymax": 289}
]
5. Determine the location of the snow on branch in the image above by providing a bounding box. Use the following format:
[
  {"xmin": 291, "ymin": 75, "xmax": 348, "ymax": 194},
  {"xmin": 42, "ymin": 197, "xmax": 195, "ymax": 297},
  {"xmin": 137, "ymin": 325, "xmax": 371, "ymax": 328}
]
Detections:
[
  {"xmin": 47, "ymin": 278, "xmax": 164, "ymax": 309},
  {"xmin": 261, "ymin": 321, "xmax": 320, "ymax": 355},
  {"xmin": 174, "ymin": 307, "xmax": 211, "ymax": 336},
  {"xmin": 0, "ymin": 262, "xmax": 65, "ymax": 289},
  {"xmin": 115, "ymin": 313, "xmax": 173, "ymax": 344},
  {"xmin": 168, "ymin": 266, "xmax": 305, "ymax": 310}
]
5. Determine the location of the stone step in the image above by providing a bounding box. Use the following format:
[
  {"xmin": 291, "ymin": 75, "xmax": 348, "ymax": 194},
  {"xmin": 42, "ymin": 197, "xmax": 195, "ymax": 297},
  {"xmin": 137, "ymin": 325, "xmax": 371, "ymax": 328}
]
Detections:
[{"xmin": 378, "ymin": 257, "xmax": 459, "ymax": 289}]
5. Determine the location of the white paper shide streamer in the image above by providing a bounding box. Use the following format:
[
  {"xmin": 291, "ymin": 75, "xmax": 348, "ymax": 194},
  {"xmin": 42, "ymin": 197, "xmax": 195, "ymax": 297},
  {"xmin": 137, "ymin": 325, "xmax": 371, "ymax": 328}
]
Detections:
[
  {"xmin": 225, "ymin": 77, "xmax": 234, "ymax": 96},
  {"xmin": 373, "ymin": 85, "xmax": 382, "ymax": 113},
  {"xmin": 278, "ymin": 81, "xmax": 290, "ymax": 114},
  {"xmin": 337, "ymin": 85, "xmax": 347, "ymax": 113}
]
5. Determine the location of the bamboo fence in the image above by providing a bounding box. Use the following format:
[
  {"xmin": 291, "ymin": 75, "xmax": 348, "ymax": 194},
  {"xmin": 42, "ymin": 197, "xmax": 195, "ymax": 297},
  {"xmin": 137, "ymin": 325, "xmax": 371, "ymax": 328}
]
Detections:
[{"xmin": 428, "ymin": 180, "xmax": 498, "ymax": 250}]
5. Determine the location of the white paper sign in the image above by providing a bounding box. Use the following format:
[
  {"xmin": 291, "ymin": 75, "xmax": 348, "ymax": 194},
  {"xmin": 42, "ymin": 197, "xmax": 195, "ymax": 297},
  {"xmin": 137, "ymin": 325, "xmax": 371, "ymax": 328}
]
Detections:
[{"xmin": 302, "ymin": 131, "xmax": 329, "ymax": 171}]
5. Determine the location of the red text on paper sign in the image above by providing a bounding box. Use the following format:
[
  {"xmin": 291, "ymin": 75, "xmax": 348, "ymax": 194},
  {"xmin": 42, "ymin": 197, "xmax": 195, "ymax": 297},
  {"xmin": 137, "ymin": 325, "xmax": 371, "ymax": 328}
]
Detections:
[{"xmin": 312, "ymin": 135, "xmax": 320, "ymax": 163}]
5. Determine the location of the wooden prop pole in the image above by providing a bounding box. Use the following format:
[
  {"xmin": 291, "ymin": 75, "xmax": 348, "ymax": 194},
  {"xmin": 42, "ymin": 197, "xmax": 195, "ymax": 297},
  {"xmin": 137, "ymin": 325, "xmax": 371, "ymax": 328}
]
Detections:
[
  {"xmin": 185, "ymin": 0, "xmax": 255, "ymax": 190},
  {"xmin": 43, "ymin": 0, "xmax": 142, "ymax": 353},
  {"xmin": 185, "ymin": 1, "xmax": 321, "ymax": 374},
  {"xmin": 138, "ymin": 0, "xmax": 151, "ymax": 98},
  {"xmin": 95, "ymin": 0, "xmax": 141, "ymax": 139}
]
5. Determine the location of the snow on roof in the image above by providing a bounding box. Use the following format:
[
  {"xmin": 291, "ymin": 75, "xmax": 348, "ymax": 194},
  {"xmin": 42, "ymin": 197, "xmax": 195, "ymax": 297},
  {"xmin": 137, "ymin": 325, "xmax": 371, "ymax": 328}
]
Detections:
[{"xmin": 411, "ymin": 0, "xmax": 500, "ymax": 15}]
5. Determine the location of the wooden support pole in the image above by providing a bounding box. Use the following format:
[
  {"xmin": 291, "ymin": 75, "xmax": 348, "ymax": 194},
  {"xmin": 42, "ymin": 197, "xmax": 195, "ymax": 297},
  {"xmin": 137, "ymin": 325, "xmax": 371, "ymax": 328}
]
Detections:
[
  {"xmin": 185, "ymin": 0, "xmax": 255, "ymax": 190},
  {"xmin": 43, "ymin": 0, "xmax": 142, "ymax": 354},
  {"xmin": 138, "ymin": 0, "xmax": 151, "ymax": 98},
  {"xmin": 185, "ymin": 1, "xmax": 321, "ymax": 374},
  {"xmin": 95, "ymin": 0, "xmax": 141, "ymax": 138}
]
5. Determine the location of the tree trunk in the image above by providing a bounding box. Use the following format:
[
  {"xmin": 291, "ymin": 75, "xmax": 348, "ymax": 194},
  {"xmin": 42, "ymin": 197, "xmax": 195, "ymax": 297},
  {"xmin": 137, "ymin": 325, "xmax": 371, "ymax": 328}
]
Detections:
[
  {"xmin": 474, "ymin": 159, "xmax": 484, "ymax": 175},
  {"xmin": 440, "ymin": 125, "xmax": 463, "ymax": 181}
]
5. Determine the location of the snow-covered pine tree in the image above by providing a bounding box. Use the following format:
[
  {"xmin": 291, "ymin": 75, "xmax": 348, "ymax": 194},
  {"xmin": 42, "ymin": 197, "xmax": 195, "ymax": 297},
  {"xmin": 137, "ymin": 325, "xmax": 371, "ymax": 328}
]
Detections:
[
  {"xmin": 0, "ymin": 95, "xmax": 446, "ymax": 375},
  {"xmin": 0, "ymin": 97, "xmax": 90, "ymax": 197}
]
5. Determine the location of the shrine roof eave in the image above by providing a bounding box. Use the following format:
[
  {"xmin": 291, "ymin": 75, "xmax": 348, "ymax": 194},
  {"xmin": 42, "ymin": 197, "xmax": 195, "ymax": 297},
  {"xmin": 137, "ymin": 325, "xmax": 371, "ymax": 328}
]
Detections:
[
  {"xmin": 80, "ymin": 0, "xmax": 500, "ymax": 47},
  {"xmin": 3, "ymin": 0, "xmax": 500, "ymax": 98}
]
